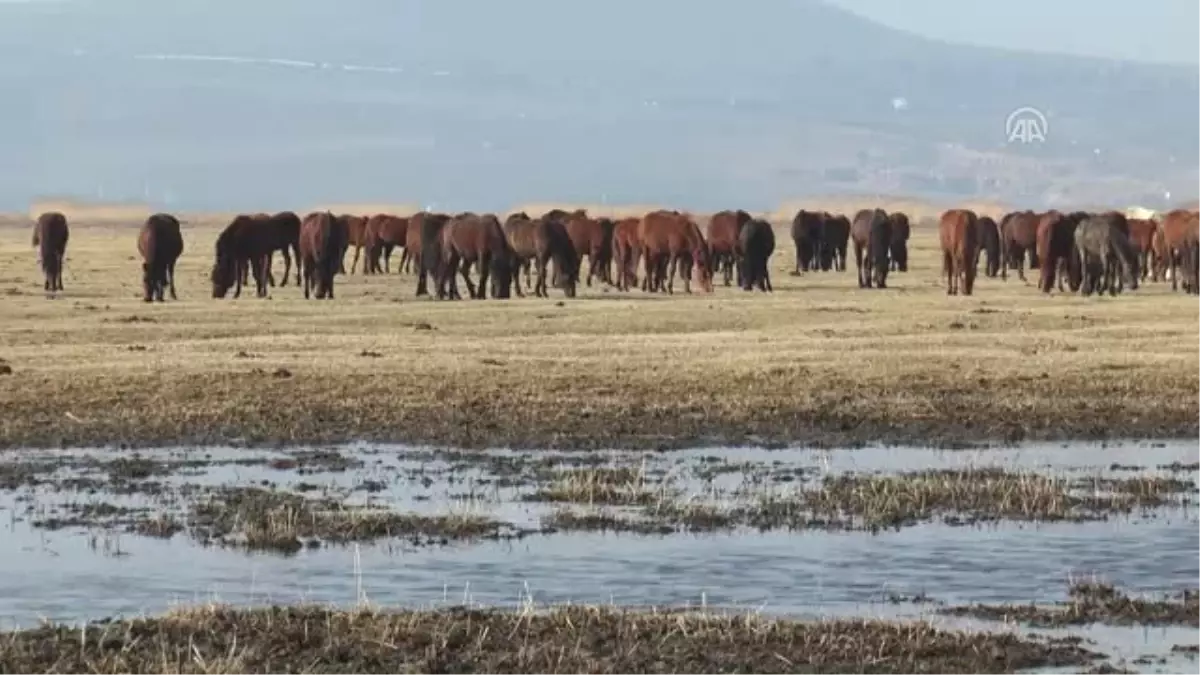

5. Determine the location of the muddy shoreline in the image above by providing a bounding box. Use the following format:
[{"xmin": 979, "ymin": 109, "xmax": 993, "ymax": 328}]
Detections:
[{"xmin": 1, "ymin": 372, "xmax": 1196, "ymax": 452}]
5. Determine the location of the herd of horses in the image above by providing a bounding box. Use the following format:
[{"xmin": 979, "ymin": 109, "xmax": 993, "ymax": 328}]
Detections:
[{"xmin": 27, "ymin": 203, "xmax": 1200, "ymax": 302}]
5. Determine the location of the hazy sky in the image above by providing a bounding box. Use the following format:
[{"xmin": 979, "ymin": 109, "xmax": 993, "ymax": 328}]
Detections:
[{"xmin": 827, "ymin": 0, "xmax": 1199, "ymax": 65}]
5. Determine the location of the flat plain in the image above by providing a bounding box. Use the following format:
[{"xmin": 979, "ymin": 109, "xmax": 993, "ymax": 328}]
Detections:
[{"xmin": 0, "ymin": 208, "xmax": 1196, "ymax": 450}]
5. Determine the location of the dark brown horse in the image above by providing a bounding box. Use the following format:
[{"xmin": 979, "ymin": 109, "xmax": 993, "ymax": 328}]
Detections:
[
  {"xmin": 738, "ymin": 218, "xmax": 775, "ymax": 292},
  {"xmin": 137, "ymin": 213, "xmax": 184, "ymax": 302},
  {"xmin": 939, "ymin": 209, "xmax": 979, "ymax": 296},
  {"xmin": 1035, "ymin": 210, "xmax": 1084, "ymax": 294},
  {"xmin": 363, "ymin": 214, "xmax": 410, "ymax": 274},
  {"xmin": 544, "ymin": 209, "xmax": 614, "ymax": 287},
  {"xmin": 33, "ymin": 211, "xmax": 69, "ymax": 292},
  {"xmin": 888, "ymin": 212, "xmax": 911, "ymax": 272},
  {"xmin": 707, "ymin": 209, "xmax": 752, "ymax": 286},
  {"xmin": 411, "ymin": 211, "xmax": 452, "ymax": 297},
  {"xmin": 998, "ymin": 210, "xmax": 1040, "ymax": 281},
  {"xmin": 820, "ymin": 212, "xmax": 850, "ymax": 271},
  {"xmin": 502, "ymin": 212, "xmax": 579, "ymax": 298},
  {"xmin": 216, "ymin": 212, "xmax": 302, "ymax": 298},
  {"xmin": 790, "ymin": 209, "xmax": 823, "ymax": 274},
  {"xmin": 611, "ymin": 217, "xmax": 642, "ymax": 292},
  {"xmin": 335, "ymin": 214, "xmax": 370, "ymax": 275},
  {"xmin": 438, "ymin": 213, "xmax": 515, "ymax": 300},
  {"xmin": 638, "ymin": 210, "xmax": 713, "ymax": 294},
  {"xmin": 299, "ymin": 211, "xmax": 347, "ymax": 299},
  {"xmin": 850, "ymin": 209, "xmax": 892, "ymax": 289},
  {"xmin": 975, "ymin": 215, "xmax": 1001, "ymax": 278},
  {"xmin": 1126, "ymin": 218, "xmax": 1159, "ymax": 282}
]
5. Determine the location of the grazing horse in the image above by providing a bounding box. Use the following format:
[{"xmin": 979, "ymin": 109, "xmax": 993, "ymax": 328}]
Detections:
[
  {"xmin": 998, "ymin": 210, "xmax": 1040, "ymax": 281},
  {"xmin": 216, "ymin": 212, "xmax": 301, "ymax": 298},
  {"xmin": 638, "ymin": 210, "xmax": 712, "ymax": 294},
  {"xmin": 1074, "ymin": 215, "xmax": 1140, "ymax": 296},
  {"xmin": 1125, "ymin": 218, "xmax": 1159, "ymax": 282},
  {"xmin": 790, "ymin": 209, "xmax": 823, "ymax": 274},
  {"xmin": 707, "ymin": 209, "xmax": 752, "ymax": 286},
  {"xmin": 850, "ymin": 208, "xmax": 892, "ymax": 289},
  {"xmin": 363, "ymin": 214, "xmax": 410, "ymax": 274},
  {"xmin": 502, "ymin": 212, "xmax": 579, "ymax": 298},
  {"xmin": 138, "ymin": 213, "xmax": 184, "ymax": 302},
  {"xmin": 1034, "ymin": 210, "xmax": 1085, "ymax": 294},
  {"xmin": 298, "ymin": 211, "xmax": 347, "ymax": 299},
  {"xmin": 412, "ymin": 212, "xmax": 452, "ymax": 297},
  {"xmin": 32, "ymin": 211, "xmax": 69, "ymax": 292},
  {"xmin": 939, "ymin": 209, "xmax": 979, "ymax": 296},
  {"xmin": 975, "ymin": 216, "xmax": 1001, "ymax": 278},
  {"xmin": 611, "ymin": 217, "xmax": 642, "ymax": 292},
  {"xmin": 335, "ymin": 214, "xmax": 370, "ymax": 275},
  {"xmin": 821, "ymin": 212, "xmax": 850, "ymax": 271},
  {"xmin": 549, "ymin": 210, "xmax": 614, "ymax": 288},
  {"xmin": 438, "ymin": 213, "xmax": 515, "ymax": 300},
  {"xmin": 1159, "ymin": 208, "xmax": 1200, "ymax": 294},
  {"xmin": 887, "ymin": 212, "xmax": 911, "ymax": 272},
  {"xmin": 738, "ymin": 218, "xmax": 775, "ymax": 292}
]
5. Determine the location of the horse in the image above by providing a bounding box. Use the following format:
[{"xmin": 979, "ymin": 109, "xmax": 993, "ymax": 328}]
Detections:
[
  {"xmin": 821, "ymin": 212, "xmax": 850, "ymax": 272},
  {"xmin": 335, "ymin": 214, "xmax": 370, "ymax": 275},
  {"xmin": 299, "ymin": 211, "xmax": 348, "ymax": 299},
  {"xmin": 137, "ymin": 213, "xmax": 184, "ymax": 302},
  {"xmin": 975, "ymin": 215, "xmax": 1001, "ymax": 278},
  {"xmin": 1074, "ymin": 215, "xmax": 1140, "ymax": 296},
  {"xmin": 1159, "ymin": 209, "xmax": 1200, "ymax": 294},
  {"xmin": 1035, "ymin": 210, "xmax": 1085, "ymax": 294},
  {"xmin": 438, "ymin": 213, "xmax": 515, "ymax": 300},
  {"xmin": 33, "ymin": 211, "xmax": 69, "ymax": 293},
  {"xmin": 707, "ymin": 209, "xmax": 752, "ymax": 286},
  {"xmin": 1125, "ymin": 218, "xmax": 1159, "ymax": 282},
  {"xmin": 850, "ymin": 208, "xmax": 892, "ymax": 289},
  {"xmin": 412, "ymin": 212, "xmax": 452, "ymax": 297},
  {"xmin": 738, "ymin": 218, "xmax": 775, "ymax": 292},
  {"xmin": 998, "ymin": 210, "xmax": 1040, "ymax": 281},
  {"xmin": 790, "ymin": 210, "xmax": 823, "ymax": 274},
  {"xmin": 502, "ymin": 212, "xmax": 579, "ymax": 298},
  {"xmin": 887, "ymin": 212, "xmax": 911, "ymax": 272},
  {"xmin": 363, "ymin": 214, "xmax": 410, "ymax": 274},
  {"xmin": 637, "ymin": 210, "xmax": 712, "ymax": 294},
  {"xmin": 939, "ymin": 209, "xmax": 979, "ymax": 296},
  {"xmin": 611, "ymin": 217, "xmax": 642, "ymax": 292}
]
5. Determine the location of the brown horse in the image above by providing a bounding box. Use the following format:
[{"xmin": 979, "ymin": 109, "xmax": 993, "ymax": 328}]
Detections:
[
  {"xmin": 888, "ymin": 212, "xmax": 911, "ymax": 272},
  {"xmin": 1035, "ymin": 210, "xmax": 1084, "ymax": 294},
  {"xmin": 821, "ymin": 212, "xmax": 850, "ymax": 271},
  {"xmin": 33, "ymin": 211, "xmax": 69, "ymax": 292},
  {"xmin": 638, "ymin": 210, "xmax": 712, "ymax": 294},
  {"xmin": 1126, "ymin": 218, "xmax": 1159, "ymax": 282},
  {"xmin": 789, "ymin": 210, "xmax": 823, "ymax": 274},
  {"xmin": 363, "ymin": 214, "xmax": 410, "ymax": 274},
  {"xmin": 299, "ymin": 211, "xmax": 347, "ymax": 299},
  {"xmin": 138, "ymin": 213, "xmax": 184, "ymax": 302},
  {"xmin": 544, "ymin": 209, "xmax": 613, "ymax": 287},
  {"xmin": 738, "ymin": 218, "xmax": 775, "ymax": 292},
  {"xmin": 975, "ymin": 216, "xmax": 1001, "ymax": 278},
  {"xmin": 502, "ymin": 213, "xmax": 579, "ymax": 298},
  {"xmin": 411, "ymin": 211, "xmax": 452, "ymax": 297},
  {"xmin": 438, "ymin": 213, "xmax": 515, "ymax": 300},
  {"xmin": 939, "ymin": 209, "xmax": 979, "ymax": 295},
  {"xmin": 850, "ymin": 208, "xmax": 892, "ymax": 289},
  {"xmin": 611, "ymin": 217, "xmax": 642, "ymax": 291},
  {"xmin": 707, "ymin": 209, "xmax": 752, "ymax": 286},
  {"xmin": 998, "ymin": 210, "xmax": 1040, "ymax": 281},
  {"xmin": 1159, "ymin": 208, "xmax": 1200, "ymax": 294},
  {"xmin": 334, "ymin": 214, "xmax": 370, "ymax": 275},
  {"xmin": 218, "ymin": 212, "xmax": 302, "ymax": 297}
]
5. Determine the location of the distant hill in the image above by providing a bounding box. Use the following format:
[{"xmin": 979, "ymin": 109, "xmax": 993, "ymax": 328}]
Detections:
[{"xmin": 1, "ymin": 0, "xmax": 1195, "ymax": 213}]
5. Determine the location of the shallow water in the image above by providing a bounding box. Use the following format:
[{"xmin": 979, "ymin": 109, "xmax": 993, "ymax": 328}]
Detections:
[{"xmin": 1, "ymin": 440, "xmax": 1197, "ymax": 672}]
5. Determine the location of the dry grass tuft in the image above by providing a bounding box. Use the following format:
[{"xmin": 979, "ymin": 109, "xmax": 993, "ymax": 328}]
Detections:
[
  {"xmin": 941, "ymin": 581, "xmax": 1200, "ymax": 628},
  {"xmin": 0, "ymin": 602, "xmax": 1101, "ymax": 673},
  {"xmin": 0, "ymin": 212, "xmax": 1195, "ymax": 450}
]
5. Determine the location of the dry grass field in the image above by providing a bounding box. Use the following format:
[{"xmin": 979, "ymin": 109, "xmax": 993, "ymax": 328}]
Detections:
[{"xmin": 0, "ymin": 208, "xmax": 1196, "ymax": 451}]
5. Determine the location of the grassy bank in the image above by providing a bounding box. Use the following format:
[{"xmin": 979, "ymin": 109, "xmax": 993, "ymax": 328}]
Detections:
[
  {"xmin": 0, "ymin": 216, "xmax": 1196, "ymax": 450},
  {"xmin": 0, "ymin": 603, "xmax": 1099, "ymax": 673}
]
